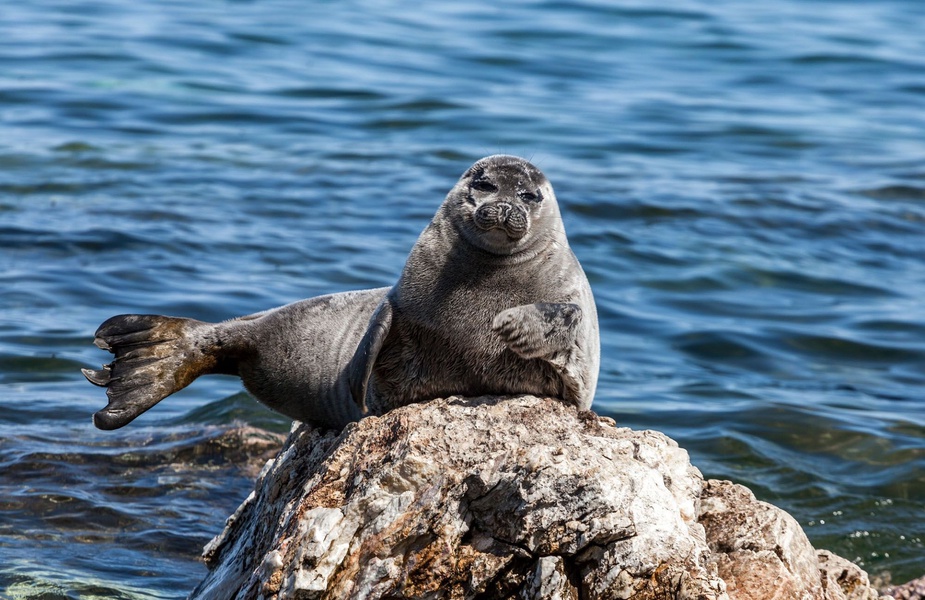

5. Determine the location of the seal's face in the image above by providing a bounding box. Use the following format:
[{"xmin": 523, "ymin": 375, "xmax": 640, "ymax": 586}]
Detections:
[{"xmin": 452, "ymin": 155, "xmax": 557, "ymax": 255}]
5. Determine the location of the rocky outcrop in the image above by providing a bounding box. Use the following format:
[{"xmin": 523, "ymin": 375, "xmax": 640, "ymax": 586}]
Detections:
[
  {"xmin": 699, "ymin": 482, "xmax": 883, "ymax": 600},
  {"xmin": 190, "ymin": 395, "xmax": 889, "ymax": 600}
]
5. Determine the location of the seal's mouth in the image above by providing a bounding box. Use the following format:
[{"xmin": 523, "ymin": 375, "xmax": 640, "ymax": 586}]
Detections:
[{"xmin": 473, "ymin": 202, "xmax": 529, "ymax": 240}]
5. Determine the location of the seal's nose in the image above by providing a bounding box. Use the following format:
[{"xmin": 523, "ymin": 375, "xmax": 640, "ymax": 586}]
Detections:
[{"xmin": 496, "ymin": 202, "xmax": 512, "ymax": 221}]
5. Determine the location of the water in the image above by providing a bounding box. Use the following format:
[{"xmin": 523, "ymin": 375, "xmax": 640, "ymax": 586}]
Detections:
[{"xmin": 1, "ymin": 0, "xmax": 924, "ymax": 596}]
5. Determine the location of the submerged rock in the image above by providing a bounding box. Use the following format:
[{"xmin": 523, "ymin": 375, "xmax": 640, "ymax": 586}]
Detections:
[
  {"xmin": 190, "ymin": 395, "xmax": 888, "ymax": 600},
  {"xmin": 882, "ymin": 575, "xmax": 925, "ymax": 600}
]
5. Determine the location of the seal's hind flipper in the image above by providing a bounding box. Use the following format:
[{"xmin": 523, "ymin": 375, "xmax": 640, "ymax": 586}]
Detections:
[{"xmin": 83, "ymin": 314, "xmax": 213, "ymax": 430}]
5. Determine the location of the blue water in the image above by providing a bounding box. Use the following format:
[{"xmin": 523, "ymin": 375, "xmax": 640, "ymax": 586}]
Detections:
[{"xmin": 2, "ymin": 0, "xmax": 924, "ymax": 596}]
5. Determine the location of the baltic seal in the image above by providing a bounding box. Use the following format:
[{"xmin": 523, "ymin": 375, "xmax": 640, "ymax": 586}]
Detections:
[{"xmin": 83, "ymin": 155, "xmax": 600, "ymax": 430}]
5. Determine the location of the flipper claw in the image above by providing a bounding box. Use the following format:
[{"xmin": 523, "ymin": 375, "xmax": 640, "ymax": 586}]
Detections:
[{"xmin": 81, "ymin": 365, "xmax": 112, "ymax": 386}]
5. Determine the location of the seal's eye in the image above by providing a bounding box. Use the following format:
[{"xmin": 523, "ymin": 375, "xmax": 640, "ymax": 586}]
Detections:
[
  {"xmin": 519, "ymin": 189, "xmax": 543, "ymax": 203},
  {"xmin": 471, "ymin": 179, "xmax": 498, "ymax": 193}
]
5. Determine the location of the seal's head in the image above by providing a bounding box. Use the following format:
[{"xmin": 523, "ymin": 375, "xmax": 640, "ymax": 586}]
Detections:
[{"xmin": 448, "ymin": 155, "xmax": 563, "ymax": 255}]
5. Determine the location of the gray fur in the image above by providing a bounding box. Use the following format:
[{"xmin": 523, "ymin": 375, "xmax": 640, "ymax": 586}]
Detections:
[
  {"xmin": 84, "ymin": 155, "xmax": 599, "ymax": 430},
  {"xmin": 85, "ymin": 289, "xmax": 385, "ymax": 429},
  {"xmin": 347, "ymin": 154, "xmax": 599, "ymax": 415}
]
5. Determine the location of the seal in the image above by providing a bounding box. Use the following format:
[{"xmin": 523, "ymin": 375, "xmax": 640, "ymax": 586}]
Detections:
[
  {"xmin": 83, "ymin": 155, "xmax": 600, "ymax": 430},
  {"xmin": 347, "ymin": 154, "xmax": 599, "ymax": 416}
]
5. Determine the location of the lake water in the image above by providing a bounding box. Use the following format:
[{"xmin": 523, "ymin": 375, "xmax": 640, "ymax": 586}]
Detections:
[{"xmin": 1, "ymin": 0, "xmax": 924, "ymax": 596}]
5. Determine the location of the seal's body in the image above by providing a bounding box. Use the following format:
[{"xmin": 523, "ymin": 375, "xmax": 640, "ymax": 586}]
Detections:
[
  {"xmin": 350, "ymin": 155, "xmax": 599, "ymax": 416},
  {"xmin": 84, "ymin": 156, "xmax": 600, "ymax": 430}
]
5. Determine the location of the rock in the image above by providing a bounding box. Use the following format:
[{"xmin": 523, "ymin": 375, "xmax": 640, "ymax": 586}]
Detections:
[
  {"xmin": 206, "ymin": 425, "xmax": 289, "ymax": 478},
  {"xmin": 699, "ymin": 481, "xmax": 888, "ymax": 600},
  {"xmin": 190, "ymin": 395, "xmax": 888, "ymax": 600},
  {"xmin": 816, "ymin": 550, "xmax": 882, "ymax": 600},
  {"xmin": 882, "ymin": 574, "xmax": 925, "ymax": 600}
]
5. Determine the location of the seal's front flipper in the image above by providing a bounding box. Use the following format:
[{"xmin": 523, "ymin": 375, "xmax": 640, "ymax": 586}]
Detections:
[
  {"xmin": 492, "ymin": 303, "xmax": 582, "ymax": 359},
  {"xmin": 83, "ymin": 315, "xmax": 220, "ymax": 430},
  {"xmin": 492, "ymin": 302, "xmax": 586, "ymax": 405},
  {"xmin": 346, "ymin": 299, "xmax": 393, "ymax": 414}
]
